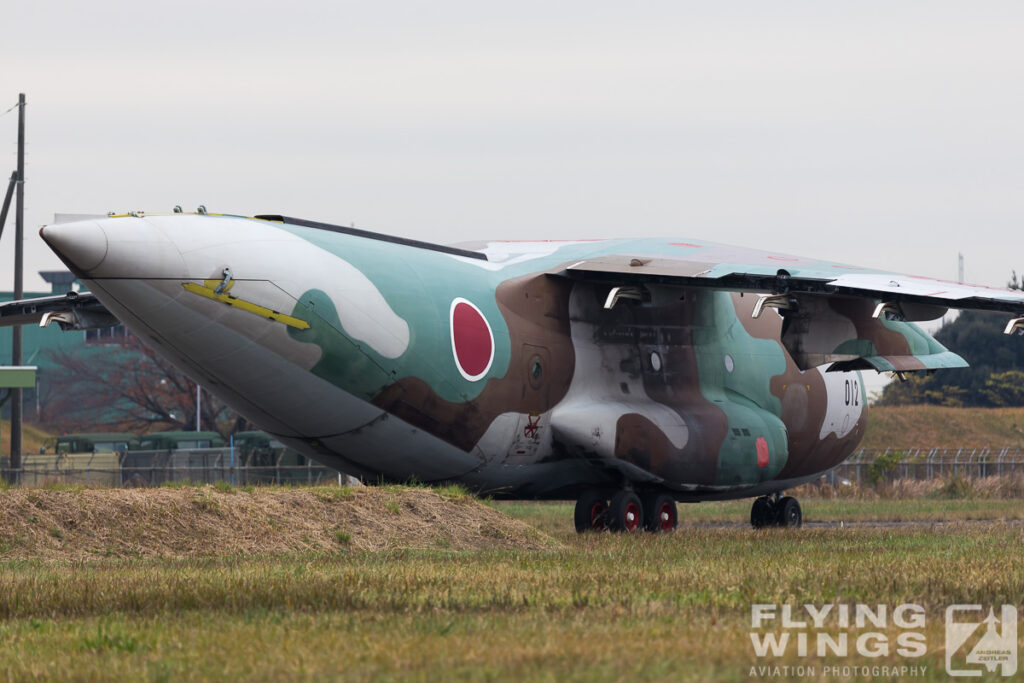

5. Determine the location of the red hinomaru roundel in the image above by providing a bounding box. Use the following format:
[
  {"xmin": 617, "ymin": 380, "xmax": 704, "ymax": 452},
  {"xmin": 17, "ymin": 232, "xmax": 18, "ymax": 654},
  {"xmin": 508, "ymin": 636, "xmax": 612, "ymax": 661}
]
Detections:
[
  {"xmin": 756, "ymin": 437, "xmax": 770, "ymax": 468},
  {"xmin": 450, "ymin": 298, "xmax": 494, "ymax": 381}
]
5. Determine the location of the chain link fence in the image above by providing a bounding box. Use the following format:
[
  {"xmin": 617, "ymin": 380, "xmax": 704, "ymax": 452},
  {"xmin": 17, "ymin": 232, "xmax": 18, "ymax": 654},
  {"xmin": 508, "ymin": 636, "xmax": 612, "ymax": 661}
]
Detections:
[
  {"xmin": 2, "ymin": 448, "xmax": 347, "ymax": 487},
  {"xmin": 832, "ymin": 448, "xmax": 1024, "ymax": 484},
  {"xmin": 3, "ymin": 446, "xmax": 1024, "ymax": 488}
]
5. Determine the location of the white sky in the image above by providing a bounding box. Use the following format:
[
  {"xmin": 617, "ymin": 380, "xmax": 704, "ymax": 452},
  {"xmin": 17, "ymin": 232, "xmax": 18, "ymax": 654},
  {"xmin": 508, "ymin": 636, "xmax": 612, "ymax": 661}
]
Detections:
[{"xmin": 3, "ymin": 1, "xmax": 1024, "ymax": 299}]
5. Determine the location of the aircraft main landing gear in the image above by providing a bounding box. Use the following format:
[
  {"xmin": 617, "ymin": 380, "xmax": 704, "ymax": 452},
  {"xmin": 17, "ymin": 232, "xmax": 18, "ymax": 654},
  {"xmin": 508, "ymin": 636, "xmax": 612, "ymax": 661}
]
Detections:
[
  {"xmin": 643, "ymin": 492, "xmax": 679, "ymax": 532},
  {"xmin": 574, "ymin": 489, "xmax": 678, "ymax": 533},
  {"xmin": 608, "ymin": 491, "xmax": 643, "ymax": 532},
  {"xmin": 574, "ymin": 490, "xmax": 609, "ymax": 532},
  {"xmin": 750, "ymin": 493, "xmax": 802, "ymax": 529}
]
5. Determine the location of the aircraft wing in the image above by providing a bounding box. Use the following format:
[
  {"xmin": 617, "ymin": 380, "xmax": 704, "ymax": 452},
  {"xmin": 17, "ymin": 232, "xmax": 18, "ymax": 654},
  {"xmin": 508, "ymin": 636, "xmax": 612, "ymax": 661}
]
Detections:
[
  {"xmin": 0, "ymin": 291, "xmax": 120, "ymax": 330},
  {"xmin": 549, "ymin": 243, "xmax": 1024, "ymax": 373},
  {"xmin": 555, "ymin": 249, "xmax": 1024, "ymax": 316}
]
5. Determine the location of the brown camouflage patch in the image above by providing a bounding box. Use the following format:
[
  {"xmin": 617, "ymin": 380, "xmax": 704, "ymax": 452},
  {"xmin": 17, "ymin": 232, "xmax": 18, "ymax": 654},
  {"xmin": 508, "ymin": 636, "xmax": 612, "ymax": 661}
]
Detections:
[{"xmin": 373, "ymin": 273, "xmax": 575, "ymax": 451}]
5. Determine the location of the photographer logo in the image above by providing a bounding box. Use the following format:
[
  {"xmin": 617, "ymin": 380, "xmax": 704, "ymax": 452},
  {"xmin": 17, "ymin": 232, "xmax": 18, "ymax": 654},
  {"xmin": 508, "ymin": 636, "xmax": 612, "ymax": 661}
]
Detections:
[{"xmin": 945, "ymin": 605, "xmax": 1016, "ymax": 677}]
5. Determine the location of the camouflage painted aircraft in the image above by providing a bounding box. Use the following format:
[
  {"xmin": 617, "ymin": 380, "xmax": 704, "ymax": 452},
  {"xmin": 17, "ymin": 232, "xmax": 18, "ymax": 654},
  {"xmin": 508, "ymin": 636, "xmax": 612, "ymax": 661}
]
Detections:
[{"xmin": 7, "ymin": 211, "xmax": 1024, "ymax": 532}]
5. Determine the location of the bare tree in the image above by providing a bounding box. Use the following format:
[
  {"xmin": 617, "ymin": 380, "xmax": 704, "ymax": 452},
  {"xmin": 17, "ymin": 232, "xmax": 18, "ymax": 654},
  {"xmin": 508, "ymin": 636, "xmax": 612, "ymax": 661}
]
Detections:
[{"xmin": 38, "ymin": 335, "xmax": 251, "ymax": 436}]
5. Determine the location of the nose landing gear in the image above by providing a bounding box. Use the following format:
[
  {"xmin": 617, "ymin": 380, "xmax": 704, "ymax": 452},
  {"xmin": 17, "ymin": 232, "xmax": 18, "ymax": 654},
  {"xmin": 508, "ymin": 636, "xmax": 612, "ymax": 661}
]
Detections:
[{"xmin": 750, "ymin": 493, "xmax": 802, "ymax": 528}]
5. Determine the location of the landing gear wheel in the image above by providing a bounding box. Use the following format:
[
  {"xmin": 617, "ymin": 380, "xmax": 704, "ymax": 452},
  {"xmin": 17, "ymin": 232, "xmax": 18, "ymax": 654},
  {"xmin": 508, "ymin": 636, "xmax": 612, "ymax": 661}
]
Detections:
[
  {"xmin": 643, "ymin": 493, "xmax": 678, "ymax": 532},
  {"xmin": 574, "ymin": 491, "xmax": 609, "ymax": 533},
  {"xmin": 750, "ymin": 497, "xmax": 774, "ymax": 529},
  {"xmin": 777, "ymin": 496, "xmax": 802, "ymax": 528},
  {"xmin": 608, "ymin": 491, "xmax": 644, "ymax": 533}
]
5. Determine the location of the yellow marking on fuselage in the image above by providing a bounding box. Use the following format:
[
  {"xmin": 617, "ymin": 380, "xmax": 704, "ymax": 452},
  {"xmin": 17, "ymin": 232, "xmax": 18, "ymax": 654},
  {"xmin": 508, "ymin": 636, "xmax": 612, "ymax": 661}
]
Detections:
[{"xmin": 181, "ymin": 282, "xmax": 311, "ymax": 330}]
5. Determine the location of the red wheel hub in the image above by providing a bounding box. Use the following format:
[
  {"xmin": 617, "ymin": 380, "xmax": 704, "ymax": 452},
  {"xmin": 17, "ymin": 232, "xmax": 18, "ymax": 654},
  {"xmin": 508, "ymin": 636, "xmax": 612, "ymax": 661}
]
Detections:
[
  {"xmin": 589, "ymin": 502, "xmax": 607, "ymax": 530},
  {"xmin": 623, "ymin": 501, "xmax": 641, "ymax": 531},
  {"xmin": 657, "ymin": 502, "xmax": 676, "ymax": 531}
]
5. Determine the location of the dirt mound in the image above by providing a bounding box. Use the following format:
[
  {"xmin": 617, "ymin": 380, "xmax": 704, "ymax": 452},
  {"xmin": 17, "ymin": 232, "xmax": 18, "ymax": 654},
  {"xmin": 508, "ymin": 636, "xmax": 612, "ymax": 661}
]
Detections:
[{"xmin": 0, "ymin": 486, "xmax": 558, "ymax": 560}]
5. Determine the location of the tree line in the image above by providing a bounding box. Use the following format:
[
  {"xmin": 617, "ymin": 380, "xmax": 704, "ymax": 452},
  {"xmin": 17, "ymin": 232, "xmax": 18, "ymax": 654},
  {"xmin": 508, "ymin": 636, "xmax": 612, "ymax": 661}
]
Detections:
[
  {"xmin": 39, "ymin": 336, "xmax": 251, "ymax": 436},
  {"xmin": 878, "ymin": 272, "xmax": 1024, "ymax": 407}
]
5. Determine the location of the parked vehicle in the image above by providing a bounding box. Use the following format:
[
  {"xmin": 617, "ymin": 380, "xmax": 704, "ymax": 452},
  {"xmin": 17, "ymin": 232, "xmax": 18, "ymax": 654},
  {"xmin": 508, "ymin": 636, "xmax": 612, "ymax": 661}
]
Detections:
[
  {"xmin": 54, "ymin": 432, "xmax": 139, "ymax": 455},
  {"xmin": 138, "ymin": 431, "xmax": 225, "ymax": 450}
]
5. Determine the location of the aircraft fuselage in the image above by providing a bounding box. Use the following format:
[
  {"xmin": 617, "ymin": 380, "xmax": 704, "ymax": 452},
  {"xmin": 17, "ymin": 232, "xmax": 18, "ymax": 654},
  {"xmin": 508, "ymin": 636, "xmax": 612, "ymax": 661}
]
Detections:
[{"xmin": 42, "ymin": 214, "xmax": 867, "ymax": 504}]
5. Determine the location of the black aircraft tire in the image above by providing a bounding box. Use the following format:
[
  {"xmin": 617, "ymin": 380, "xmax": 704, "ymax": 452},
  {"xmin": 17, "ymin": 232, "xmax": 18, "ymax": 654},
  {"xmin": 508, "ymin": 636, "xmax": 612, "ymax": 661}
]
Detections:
[
  {"xmin": 777, "ymin": 497, "xmax": 802, "ymax": 528},
  {"xmin": 608, "ymin": 491, "xmax": 644, "ymax": 533},
  {"xmin": 750, "ymin": 497, "xmax": 773, "ymax": 528},
  {"xmin": 574, "ymin": 491, "xmax": 609, "ymax": 533},
  {"xmin": 642, "ymin": 493, "xmax": 678, "ymax": 532}
]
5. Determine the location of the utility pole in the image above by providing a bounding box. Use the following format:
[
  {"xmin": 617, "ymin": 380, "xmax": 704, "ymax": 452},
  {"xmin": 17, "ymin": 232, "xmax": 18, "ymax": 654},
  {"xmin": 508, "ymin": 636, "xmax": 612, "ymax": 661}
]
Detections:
[{"xmin": 9, "ymin": 93, "xmax": 24, "ymax": 484}]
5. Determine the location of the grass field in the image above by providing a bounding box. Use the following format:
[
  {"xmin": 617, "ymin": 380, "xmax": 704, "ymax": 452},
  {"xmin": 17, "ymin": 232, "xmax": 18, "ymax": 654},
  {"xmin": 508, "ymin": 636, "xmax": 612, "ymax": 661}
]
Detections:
[
  {"xmin": 0, "ymin": 420, "xmax": 53, "ymax": 459},
  {"xmin": 496, "ymin": 497, "xmax": 1024, "ymax": 537},
  {"xmin": 861, "ymin": 405, "xmax": 1024, "ymax": 449},
  {"xmin": 0, "ymin": 488, "xmax": 1022, "ymax": 681}
]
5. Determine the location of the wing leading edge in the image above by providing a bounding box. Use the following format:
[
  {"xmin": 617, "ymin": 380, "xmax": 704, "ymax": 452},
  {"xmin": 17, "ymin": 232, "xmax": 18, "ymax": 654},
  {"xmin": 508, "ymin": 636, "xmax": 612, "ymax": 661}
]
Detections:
[{"xmin": 557, "ymin": 253, "xmax": 1024, "ymax": 317}]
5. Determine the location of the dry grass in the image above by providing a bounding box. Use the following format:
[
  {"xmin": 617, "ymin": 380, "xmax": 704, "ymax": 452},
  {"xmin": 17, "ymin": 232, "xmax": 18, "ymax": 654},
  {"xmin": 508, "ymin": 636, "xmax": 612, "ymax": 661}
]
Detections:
[
  {"xmin": 496, "ymin": 475, "xmax": 1024, "ymax": 537},
  {"xmin": 0, "ymin": 522, "xmax": 1020, "ymax": 681},
  {"xmin": 0, "ymin": 485, "xmax": 1021, "ymax": 681},
  {"xmin": 863, "ymin": 405, "xmax": 1024, "ymax": 448},
  {"xmin": 0, "ymin": 485, "xmax": 557, "ymax": 560},
  {"xmin": 792, "ymin": 472, "xmax": 1024, "ymax": 500},
  {"xmin": 0, "ymin": 420, "xmax": 52, "ymax": 458}
]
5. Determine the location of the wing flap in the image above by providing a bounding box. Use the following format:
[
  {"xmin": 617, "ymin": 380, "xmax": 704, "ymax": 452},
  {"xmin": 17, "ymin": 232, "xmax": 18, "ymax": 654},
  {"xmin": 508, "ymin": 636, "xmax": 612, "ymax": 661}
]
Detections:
[
  {"xmin": 827, "ymin": 351, "xmax": 968, "ymax": 373},
  {"xmin": 772, "ymin": 294, "xmax": 967, "ymax": 372}
]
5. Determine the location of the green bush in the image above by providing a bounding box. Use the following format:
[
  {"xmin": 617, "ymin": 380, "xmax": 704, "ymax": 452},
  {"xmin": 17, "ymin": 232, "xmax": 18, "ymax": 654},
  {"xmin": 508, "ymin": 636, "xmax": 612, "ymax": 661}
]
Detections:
[{"xmin": 867, "ymin": 450, "xmax": 906, "ymax": 485}]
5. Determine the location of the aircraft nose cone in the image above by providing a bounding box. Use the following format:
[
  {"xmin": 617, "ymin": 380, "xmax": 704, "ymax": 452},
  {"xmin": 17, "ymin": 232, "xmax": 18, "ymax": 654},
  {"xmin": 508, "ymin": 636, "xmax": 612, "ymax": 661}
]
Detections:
[
  {"xmin": 41, "ymin": 216, "xmax": 188, "ymax": 279},
  {"xmin": 39, "ymin": 221, "xmax": 109, "ymax": 274}
]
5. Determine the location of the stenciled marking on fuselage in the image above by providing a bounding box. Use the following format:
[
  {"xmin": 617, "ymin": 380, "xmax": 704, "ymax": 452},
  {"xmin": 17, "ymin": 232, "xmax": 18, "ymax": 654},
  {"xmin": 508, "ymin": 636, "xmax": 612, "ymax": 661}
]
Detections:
[
  {"xmin": 818, "ymin": 371, "xmax": 864, "ymax": 440},
  {"xmin": 181, "ymin": 280, "xmax": 311, "ymax": 330}
]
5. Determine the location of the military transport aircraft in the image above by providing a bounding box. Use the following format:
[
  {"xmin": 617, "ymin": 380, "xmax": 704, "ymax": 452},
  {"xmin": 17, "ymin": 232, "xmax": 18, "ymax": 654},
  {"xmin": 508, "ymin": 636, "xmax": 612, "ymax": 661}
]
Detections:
[{"xmin": 5, "ymin": 211, "xmax": 1023, "ymax": 532}]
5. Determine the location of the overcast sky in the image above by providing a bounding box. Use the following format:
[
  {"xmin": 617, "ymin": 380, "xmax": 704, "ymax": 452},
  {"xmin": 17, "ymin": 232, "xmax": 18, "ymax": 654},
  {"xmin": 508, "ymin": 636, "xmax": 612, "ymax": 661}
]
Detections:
[{"xmin": 3, "ymin": 1, "xmax": 1024, "ymax": 295}]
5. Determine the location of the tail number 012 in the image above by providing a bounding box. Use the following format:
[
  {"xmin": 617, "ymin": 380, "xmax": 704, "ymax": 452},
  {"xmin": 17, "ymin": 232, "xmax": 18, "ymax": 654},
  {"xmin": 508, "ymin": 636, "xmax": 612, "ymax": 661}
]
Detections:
[{"xmin": 844, "ymin": 378, "xmax": 860, "ymax": 407}]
